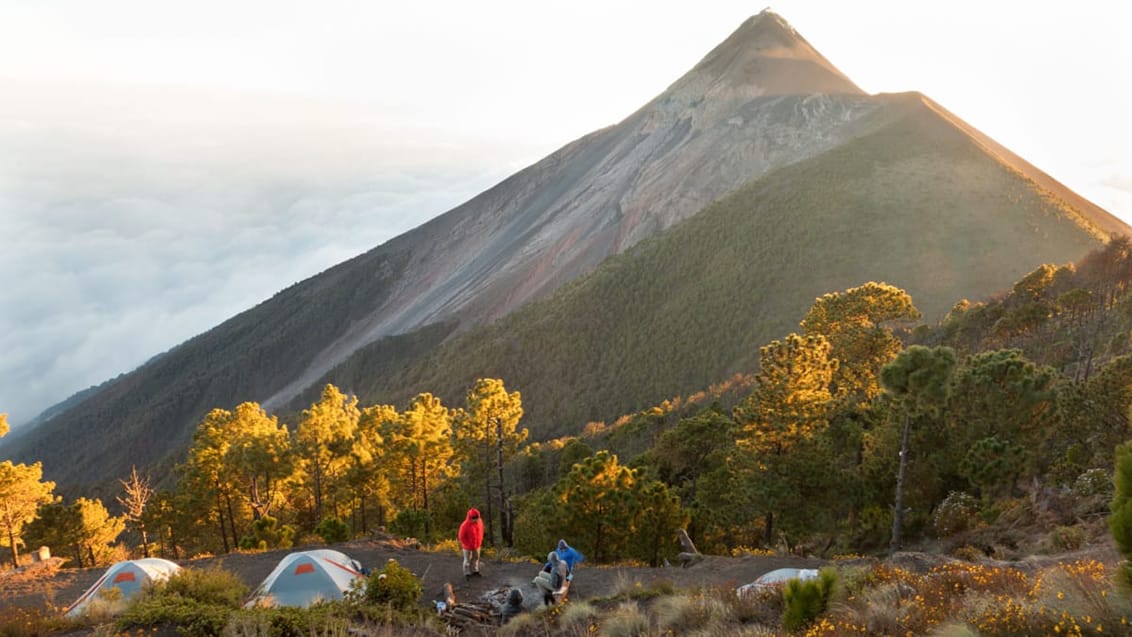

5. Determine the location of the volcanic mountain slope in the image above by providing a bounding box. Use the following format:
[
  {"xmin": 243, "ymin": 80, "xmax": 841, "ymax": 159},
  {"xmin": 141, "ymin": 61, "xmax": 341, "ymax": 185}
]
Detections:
[
  {"xmin": 4, "ymin": 11, "xmax": 1126, "ymax": 490},
  {"xmin": 306, "ymin": 91, "xmax": 1123, "ymax": 434},
  {"xmin": 260, "ymin": 10, "xmax": 872, "ymax": 411}
]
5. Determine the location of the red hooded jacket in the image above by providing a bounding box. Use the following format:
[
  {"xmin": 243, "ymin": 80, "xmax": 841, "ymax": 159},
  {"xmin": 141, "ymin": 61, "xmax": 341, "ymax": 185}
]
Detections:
[{"xmin": 458, "ymin": 508, "xmax": 484, "ymax": 550}]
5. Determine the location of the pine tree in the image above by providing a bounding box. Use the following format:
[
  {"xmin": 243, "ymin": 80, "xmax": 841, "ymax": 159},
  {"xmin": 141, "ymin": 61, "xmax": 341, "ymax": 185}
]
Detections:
[{"xmin": 0, "ymin": 460, "xmax": 56, "ymax": 568}]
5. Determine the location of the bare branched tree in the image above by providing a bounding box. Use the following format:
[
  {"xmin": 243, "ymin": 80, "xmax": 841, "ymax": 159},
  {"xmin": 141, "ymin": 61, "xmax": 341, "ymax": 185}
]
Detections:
[{"xmin": 117, "ymin": 466, "xmax": 154, "ymax": 557}]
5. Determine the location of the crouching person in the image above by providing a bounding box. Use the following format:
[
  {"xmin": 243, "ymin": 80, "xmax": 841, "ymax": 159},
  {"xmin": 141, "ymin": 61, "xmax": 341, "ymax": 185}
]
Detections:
[
  {"xmin": 532, "ymin": 551, "xmax": 569, "ymax": 606},
  {"xmin": 500, "ymin": 588, "xmax": 524, "ymax": 624}
]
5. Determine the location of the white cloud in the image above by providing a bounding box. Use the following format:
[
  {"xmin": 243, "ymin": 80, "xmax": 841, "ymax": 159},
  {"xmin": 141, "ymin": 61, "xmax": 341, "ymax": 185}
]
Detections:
[{"xmin": 0, "ymin": 85, "xmax": 523, "ymax": 425}]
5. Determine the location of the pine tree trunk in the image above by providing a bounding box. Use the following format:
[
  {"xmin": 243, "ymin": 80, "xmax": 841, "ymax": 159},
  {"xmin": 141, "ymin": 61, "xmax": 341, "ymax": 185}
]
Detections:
[
  {"xmin": 8, "ymin": 528, "xmax": 19, "ymax": 569},
  {"xmin": 423, "ymin": 471, "xmax": 431, "ymax": 536},
  {"xmin": 496, "ymin": 418, "xmax": 511, "ymax": 546},
  {"xmin": 225, "ymin": 490, "xmax": 239, "ymax": 549},
  {"xmin": 891, "ymin": 413, "xmax": 912, "ymax": 551},
  {"xmin": 216, "ymin": 487, "xmax": 230, "ymax": 554},
  {"xmin": 313, "ymin": 464, "xmax": 323, "ymax": 521},
  {"xmin": 483, "ymin": 474, "xmax": 495, "ymax": 547},
  {"xmin": 361, "ymin": 493, "xmax": 367, "ymax": 535}
]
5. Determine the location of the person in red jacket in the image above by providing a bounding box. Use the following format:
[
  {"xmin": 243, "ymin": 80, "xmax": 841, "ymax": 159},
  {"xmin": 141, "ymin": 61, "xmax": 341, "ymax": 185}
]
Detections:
[{"xmin": 458, "ymin": 508, "xmax": 484, "ymax": 578}]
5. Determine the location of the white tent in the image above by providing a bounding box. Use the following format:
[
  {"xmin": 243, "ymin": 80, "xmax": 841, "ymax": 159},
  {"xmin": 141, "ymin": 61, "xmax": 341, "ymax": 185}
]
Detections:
[
  {"xmin": 245, "ymin": 549, "xmax": 365, "ymax": 608},
  {"xmin": 736, "ymin": 567, "xmax": 820, "ymax": 596},
  {"xmin": 64, "ymin": 558, "xmax": 182, "ymax": 618}
]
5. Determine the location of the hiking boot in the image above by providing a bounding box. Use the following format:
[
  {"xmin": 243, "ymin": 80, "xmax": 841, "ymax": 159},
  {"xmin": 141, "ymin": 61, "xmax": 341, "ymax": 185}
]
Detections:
[{"xmin": 472, "ymin": 571, "xmax": 482, "ymax": 577}]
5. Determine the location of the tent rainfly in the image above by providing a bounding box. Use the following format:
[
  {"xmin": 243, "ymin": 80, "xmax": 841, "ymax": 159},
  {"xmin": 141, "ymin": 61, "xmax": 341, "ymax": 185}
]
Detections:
[
  {"xmin": 244, "ymin": 549, "xmax": 366, "ymax": 608},
  {"xmin": 64, "ymin": 558, "xmax": 182, "ymax": 618},
  {"xmin": 736, "ymin": 567, "xmax": 820, "ymax": 596}
]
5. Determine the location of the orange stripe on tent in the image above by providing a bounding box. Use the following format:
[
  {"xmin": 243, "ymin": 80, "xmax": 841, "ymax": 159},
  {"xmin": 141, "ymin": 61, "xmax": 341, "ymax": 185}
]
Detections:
[
  {"xmin": 325, "ymin": 558, "xmax": 363, "ymax": 577},
  {"xmin": 294, "ymin": 562, "xmax": 315, "ymax": 575},
  {"xmin": 113, "ymin": 571, "xmax": 137, "ymax": 583}
]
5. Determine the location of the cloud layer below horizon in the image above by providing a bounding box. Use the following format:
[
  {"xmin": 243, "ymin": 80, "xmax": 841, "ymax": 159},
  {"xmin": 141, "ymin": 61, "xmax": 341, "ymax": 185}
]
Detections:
[{"xmin": 0, "ymin": 85, "xmax": 525, "ymax": 425}]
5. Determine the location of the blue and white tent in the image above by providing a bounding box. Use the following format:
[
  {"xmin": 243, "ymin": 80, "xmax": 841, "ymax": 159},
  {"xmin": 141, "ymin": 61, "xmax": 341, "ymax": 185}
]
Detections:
[
  {"xmin": 64, "ymin": 558, "xmax": 181, "ymax": 617},
  {"xmin": 245, "ymin": 549, "xmax": 365, "ymax": 608}
]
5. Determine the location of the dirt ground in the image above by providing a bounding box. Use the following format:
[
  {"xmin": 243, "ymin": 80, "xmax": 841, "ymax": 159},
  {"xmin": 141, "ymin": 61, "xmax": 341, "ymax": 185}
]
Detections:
[{"xmin": 0, "ymin": 536, "xmax": 826, "ymax": 616}]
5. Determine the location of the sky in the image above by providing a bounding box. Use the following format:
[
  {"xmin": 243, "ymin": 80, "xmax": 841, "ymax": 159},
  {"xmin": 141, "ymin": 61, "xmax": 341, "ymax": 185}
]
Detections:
[{"xmin": 1, "ymin": 0, "xmax": 1129, "ymax": 427}]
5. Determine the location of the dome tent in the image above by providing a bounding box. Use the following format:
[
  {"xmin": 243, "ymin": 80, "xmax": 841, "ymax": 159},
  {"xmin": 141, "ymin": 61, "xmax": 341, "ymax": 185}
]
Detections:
[
  {"xmin": 64, "ymin": 558, "xmax": 181, "ymax": 618},
  {"xmin": 245, "ymin": 549, "xmax": 365, "ymax": 608},
  {"xmin": 736, "ymin": 567, "xmax": 820, "ymax": 596}
]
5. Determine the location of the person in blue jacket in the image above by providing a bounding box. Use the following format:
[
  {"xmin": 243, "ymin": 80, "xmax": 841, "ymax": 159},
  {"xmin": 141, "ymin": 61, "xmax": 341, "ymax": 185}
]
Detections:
[{"xmin": 555, "ymin": 539, "xmax": 584, "ymax": 580}]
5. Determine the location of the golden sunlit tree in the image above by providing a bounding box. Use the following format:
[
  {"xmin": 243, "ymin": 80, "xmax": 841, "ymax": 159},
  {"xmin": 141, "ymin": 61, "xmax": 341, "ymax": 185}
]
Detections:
[
  {"xmin": 223, "ymin": 402, "xmax": 293, "ymax": 521},
  {"xmin": 0, "ymin": 417, "xmax": 57, "ymax": 567},
  {"xmin": 733, "ymin": 333, "xmax": 837, "ymax": 545},
  {"xmin": 386, "ymin": 393, "xmax": 453, "ymax": 536},
  {"xmin": 452, "ymin": 379, "xmax": 526, "ymax": 546},
  {"xmin": 537, "ymin": 450, "xmax": 682, "ymax": 564},
  {"xmin": 801, "ymin": 282, "xmax": 920, "ymax": 407},
  {"xmin": 346, "ymin": 402, "xmax": 394, "ymax": 534},
  {"xmin": 180, "ymin": 407, "xmax": 244, "ymax": 553},
  {"xmin": 735, "ymin": 334, "xmax": 836, "ymax": 455},
  {"xmin": 73, "ymin": 497, "xmax": 125, "ymax": 567},
  {"xmin": 295, "ymin": 385, "xmax": 360, "ymax": 524},
  {"xmin": 555, "ymin": 450, "xmax": 635, "ymax": 562}
]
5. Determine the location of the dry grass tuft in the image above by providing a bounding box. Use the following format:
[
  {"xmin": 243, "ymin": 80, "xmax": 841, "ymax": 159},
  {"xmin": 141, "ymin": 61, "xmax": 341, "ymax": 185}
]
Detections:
[
  {"xmin": 498, "ymin": 611, "xmax": 541, "ymax": 636},
  {"xmin": 558, "ymin": 601, "xmax": 599, "ymax": 630},
  {"xmin": 608, "ymin": 572, "xmax": 644, "ymax": 599},
  {"xmin": 600, "ymin": 602, "xmax": 649, "ymax": 637},
  {"xmin": 651, "ymin": 590, "xmax": 732, "ymax": 634}
]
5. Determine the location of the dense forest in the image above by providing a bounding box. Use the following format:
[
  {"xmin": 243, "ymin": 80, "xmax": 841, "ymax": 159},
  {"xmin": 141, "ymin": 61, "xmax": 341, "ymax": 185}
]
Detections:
[{"xmin": 6, "ymin": 238, "xmax": 1132, "ymax": 574}]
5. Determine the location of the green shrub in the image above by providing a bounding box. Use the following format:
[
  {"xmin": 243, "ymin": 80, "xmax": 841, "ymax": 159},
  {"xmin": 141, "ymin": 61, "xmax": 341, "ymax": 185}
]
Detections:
[
  {"xmin": 933, "ymin": 492, "xmax": 980, "ymax": 536},
  {"xmin": 116, "ymin": 567, "xmax": 248, "ymax": 637},
  {"xmin": 1072, "ymin": 468, "xmax": 1114, "ymax": 516},
  {"xmin": 1111, "ymin": 442, "xmax": 1132, "ymax": 591},
  {"xmin": 237, "ymin": 535, "xmax": 265, "ymax": 551},
  {"xmin": 951, "ymin": 545, "xmax": 985, "ymax": 562},
  {"xmin": 1051, "ymin": 525, "xmax": 1086, "ymax": 551},
  {"xmin": 117, "ymin": 596, "xmax": 232, "ymax": 637},
  {"xmin": 227, "ymin": 605, "xmax": 347, "ymax": 637},
  {"xmin": 161, "ymin": 567, "xmax": 249, "ymax": 607},
  {"xmin": 1074, "ymin": 468, "xmax": 1113, "ymax": 498},
  {"xmin": 389, "ymin": 508, "xmax": 431, "ymax": 540},
  {"xmin": 362, "ymin": 559, "xmax": 422, "ymax": 611},
  {"xmin": 782, "ymin": 568, "xmax": 838, "ymax": 632},
  {"xmin": 314, "ymin": 517, "xmax": 350, "ymax": 544},
  {"xmin": 239, "ymin": 515, "xmax": 295, "ymax": 550}
]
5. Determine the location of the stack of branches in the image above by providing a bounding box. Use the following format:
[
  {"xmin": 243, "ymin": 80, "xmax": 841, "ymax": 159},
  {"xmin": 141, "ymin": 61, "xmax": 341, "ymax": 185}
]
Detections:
[{"xmin": 438, "ymin": 583, "xmax": 503, "ymax": 634}]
